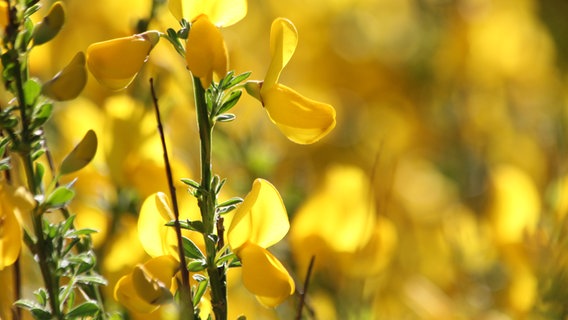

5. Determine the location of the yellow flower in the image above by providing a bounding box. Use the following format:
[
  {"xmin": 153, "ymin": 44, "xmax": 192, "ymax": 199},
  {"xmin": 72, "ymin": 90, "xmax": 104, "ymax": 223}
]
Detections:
[
  {"xmin": 170, "ymin": 0, "xmax": 247, "ymax": 88},
  {"xmin": 227, "ymin": 179, "xmax": 295, "ymax": 307},
  {"xmin": 86, "ymin": 30, "xmax": 160, "ymax": 91},
  {"xmin": 246, "ymin": 18, "xmax": 336, "ymax": 144},
  {"xmin": 114, "ymin": 255, "xmax": 178, "ymax": 313},
  {"xmin": 185, "ymin": 15, "xmax": 228, "ymax": 88},
  {"xmin": 0, "ymin": 181, "xmax": 34, "ymax": 271}
]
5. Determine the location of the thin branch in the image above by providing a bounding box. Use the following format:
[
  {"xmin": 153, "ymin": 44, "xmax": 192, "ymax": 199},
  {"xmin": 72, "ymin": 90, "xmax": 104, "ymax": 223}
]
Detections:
[
  {"xmin": 296, "ymin": 255, "xmax": 316, "ymax": 320},
  {"xmin": 149, "ymin": 78, "xmax": 194, "ymax": 320}
]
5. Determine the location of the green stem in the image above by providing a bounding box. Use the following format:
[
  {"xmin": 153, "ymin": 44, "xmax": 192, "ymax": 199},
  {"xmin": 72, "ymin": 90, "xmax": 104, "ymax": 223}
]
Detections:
[
  {"xmin": 13, "ymin": 53, "xmax": 63, "ymax": 319},
  {"xmin": 193, "ymin": 77, "xmax": 227, "ymax": 320},
  {"xmin": 150, "ymin": 79, "xmax": 194, "ymax": 320}
]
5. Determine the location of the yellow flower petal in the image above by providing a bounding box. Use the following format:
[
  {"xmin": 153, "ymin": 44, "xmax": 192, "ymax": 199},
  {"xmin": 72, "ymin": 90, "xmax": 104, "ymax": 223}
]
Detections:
[
  {"xmin": 262, "ymin": 17, "xmax": 298, "ymax": 91},
  {"xmin": 227, "ymin": 179, "xmax": 289, "ymax": 251},
  {"xmin": 42, "ymin": 51, "xmax": 87, "ymax": 101},
  {"xmin": 114, "ymin": 274, "xmax": 159, "ymax": 314},
  {"xmin": 114, "ymin": 256, "xmax": 178, "ymax": 313},
  {"xmin": 261, "ymin": 83, "xmax": 336, "ymax": 144},
  {"xmin": 0, "ymin": 200, "xmax": 22, "ymax": 271},
  {"xmin": 0, "ymin": 182, "xmax": 31, "ymax": 271},
  {"xmin": 132, "ymin": 256, "xmax": 178, "ymax": 305},
  {"xmin": 169, "ymin": 0, "xmax": 247, "ymax": 27},
  {"xmin": 0, "ymin": 2, "xmax": 8, "ymax": 33},
  {"xmin": 138, "ymin": 193, "xmax": 173, "ymax": 258},
  {"xmin": 86, "ymin": 31, "xmax": 159, "ymax": 91},
  {"xmin": 239, "ymin": 242, "xmax": 295, "ymax": 307},
  {"xmin": 186, "ymin": 15, "xmax": 228, "ymax": 88}
]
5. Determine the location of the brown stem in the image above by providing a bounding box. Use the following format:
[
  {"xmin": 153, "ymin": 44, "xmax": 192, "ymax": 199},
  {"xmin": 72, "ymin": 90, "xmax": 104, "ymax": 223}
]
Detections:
[
  {"xmin": 149, "ymin": 78, "xmax": 194, "ymax": 320},
  {"xmin": 296, "ymin": 256, "xmax": 316, "ymax": 320}
]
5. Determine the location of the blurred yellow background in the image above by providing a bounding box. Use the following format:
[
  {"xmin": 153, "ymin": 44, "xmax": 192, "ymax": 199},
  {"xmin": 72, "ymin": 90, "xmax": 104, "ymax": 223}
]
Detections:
[{"xmin": 13, "ymin": 0, "xmax": 568, "ymax": 319}]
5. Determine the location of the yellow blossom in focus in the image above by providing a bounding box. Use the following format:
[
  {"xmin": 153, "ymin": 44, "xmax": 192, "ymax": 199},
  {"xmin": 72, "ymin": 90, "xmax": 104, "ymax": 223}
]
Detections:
[
  {"xmin": 114, "ymin": 255, "xmax": 178, "ymax": 313},
  {"xmin": 86, "ymin": 31, "xmax": 160, "ymax": 91},
  {"xmin": 247, "ymin": 18, "xmax": 336, "ymax": 144},
  {"xmin": 0, "ymin": 181, "xmax": 34, "ymax": 271},
  {"xmin": 185, "ymin": 15, "xmax": 228, "ymax": 88},
  {"xmin": 227, "ymin": 178, "xmax": 295, "ymax": 307}
]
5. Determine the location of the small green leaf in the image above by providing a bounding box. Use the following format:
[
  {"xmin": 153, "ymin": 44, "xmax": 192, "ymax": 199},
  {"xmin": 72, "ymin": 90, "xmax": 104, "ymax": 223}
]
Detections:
[
  {"xmin": 182, "ymin": 236, "xmax": 205, "ymax": 260},
  {"xmin": 65, "ymin": 301, "xmax": 100, "ymax": 319},
  {"xmin": 23, "ymin": 79, "xmax": 41, "ymax": 106},
  {"xmin": 33, "ymin": 162, "xmax": 44, "ymax": 188},
  {"xmin": 66, "ymin": 228, "xmax": 98, "ymax": 238},
  {"xmin": 187, "ymin": 259, "xmax": 207, "ymax": 272},
  {"xmin": 61, "ymin": 215, "xmax": 76, "ymax": 234},
  {"xmin": 215, "ymin": 113, "xmax": 236, "ymax": 122},
  {"xmin": 59, "ymin": 129, "xmax": 97, "ymax": 175},
  {"xmin": 226, "ymin": 71, "xmax": 251, "ymax": 88},
  {"xmin": 236, "ymin": 316, "xmax": 247, "ymax": 320},
  {"xmin": 192, "ymin": 276, "xmax": 208, "ymax": 306},
  {"xmin": 31, "ymin": 103, "xmax": 53, "ymax": 128},
  {"xmin": 180, "ymin": 178, "xmax": 201, "ymax": 189},
  {"xmin": 75, "ymin": 275, "xmax": 108, "ymax": 286},
  {"xmin": 44, "ymin": 185, "xmax": 75, "ymax": 209},
  {"xmin": 218, "ymin": 90, "xmax": 242, "ymax": 114},
  {"xmin": 166, "ymin": 219, "xmax": 204, "ymax": 233}
]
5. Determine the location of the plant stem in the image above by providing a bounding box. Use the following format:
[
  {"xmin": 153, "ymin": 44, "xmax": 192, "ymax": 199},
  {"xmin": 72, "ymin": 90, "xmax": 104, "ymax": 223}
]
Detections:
[
  {"xmin": 12, "ymin": 50, "xmax": 63, "ymax": 319},
  {"xmin": 150, "ymin": 79, "xmax": 194, "ymax": 320},
  {"xmin": 193, "ymin": 76, "xmax": 227, "ymax": 320}
]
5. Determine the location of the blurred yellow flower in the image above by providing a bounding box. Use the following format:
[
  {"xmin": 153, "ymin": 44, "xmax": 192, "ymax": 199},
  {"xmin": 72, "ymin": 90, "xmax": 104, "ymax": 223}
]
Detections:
[
  {"xmin": 247, "ymin": 18, "xmax": 336, "ymax": 144},
  {"xmin": 0, "ymin": 182, "xmax": 33, "ymax": 271},
  {"xmin": 227, "ymin": 178, "xmax": 295, "ymax": 307},
  {"xmin": 86, "ymin": 31, "xmax": 160, "ymax": 91},
  {"xmin": 0, "ymin": 2, "xmax": 9, "ymax": 34},
  {"xmin": 168, "ymin": 0, "xmax": 247, "ymax": 27}
]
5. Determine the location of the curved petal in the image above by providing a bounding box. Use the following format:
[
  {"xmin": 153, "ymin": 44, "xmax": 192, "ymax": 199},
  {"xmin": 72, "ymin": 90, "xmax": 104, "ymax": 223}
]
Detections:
[
  {"xmin": 42, "ymin": 51, "xmax": 87, "ymax": 101},
  {"xmin": 262, "ymin": 17, "xmax": 298, "ymax": 92},
  {"xmin": 169, "ymin": 0, "xmax": 247, "ymax": 27},
  {"xmin": 227, "ymin": 179, "xmax": 289, "ymax": 251},
  {"xmin": 86, "ymin": 31, "xmax": 159, "ymax": 91},
  {"xmin": 138, "ymin": 193, "xmax": 172, "ymax": 258},
  {"xmin": 114, "ymin": 274, "xmax": 159, "ymax": 313},
  {"xmin": 262, "ymin": 83, "xmax": 336, "ymax": 144},
  {"xmin": 186, "ymin": 15, "xmax": 228, "ymax": 88},
  {"xmin": 132, "ymin": 256, "xmax": 178, "ymax": 305},
  {"xmin": 239, "ymin": 243, "xmax": 295, "ymax": 307}
]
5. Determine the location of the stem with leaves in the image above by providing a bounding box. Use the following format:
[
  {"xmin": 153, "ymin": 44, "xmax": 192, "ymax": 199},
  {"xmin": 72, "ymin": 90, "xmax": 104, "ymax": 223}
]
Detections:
[{"xmin": 193, "ymin": 76, "xmax": 228, "ymax": 320}]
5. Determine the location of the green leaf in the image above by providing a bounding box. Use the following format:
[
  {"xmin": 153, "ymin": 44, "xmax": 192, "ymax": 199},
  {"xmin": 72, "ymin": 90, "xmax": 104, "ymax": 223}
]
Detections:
[
  {"xmin": 215, "ymin": 113, "xmax": 236, "ymax": 122},
  {"xmin": 224, "ymin": 71, "xmax": 251, "ymax": 89},
  {"xmin": 218, "ymin": 70, "xmax": 235, "ymax": 89},
  {"xmin": 23, "ymin": 79, "xmax": 41, "ymax": 106},
  {"xmin": 61, "ymin": 215, "xmax": 76, "ymax": 235},
  {"xmin": 31, "ymin": 103, "xmax": 53, "ymax": 128},
  {"xmin": 75, "ymin": 275, "xmax": 108, "ymax": 286},
  {"xmin": 0, "ymin": 157, "xmax": 10, "ymax": 171},
  {"xmin": 182, "ymin": 236, "xmax": 205, "ymax": 260},
  {"xmin": 33, "ymin": 288, "xmax": 48, "ymax": 307},
  {"xmin": 192, "ymin": 276, "xmax": 208, "ymax": 306},
  {"xmin": 66, "ymin": 228, "xmax": 98, "ymax": 238},
  {"xmin": 236, "ymin": 316, "xmax": 247, "ymax": 320},
  {"xmin": 187, "ymin": 259, "xmax": 207, "ymax": 272},
  {"xmin": 218, "ymin": 90, "xmax": 242, "ymax": 114},
  {"xmin": 167, "ymin": 219, "xmax": 204, "ymax": 233},
  {"xmin": 65, "ymin": 301, "xmax": 100, "ymax": 319},
  {"xmin": 44, "ymin": 185, "xmax": 75, "ymax": 209},
  {"xmin": 59, "ymin": 130, "xmax": 97, "ymax": 175},
  {"xmin": 180, "ymin": 177, "xmax": 201, "ymax": 189},
  {"xmin": 33, "ymin": 162, "xmax": 44, "ymax": 188}
]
